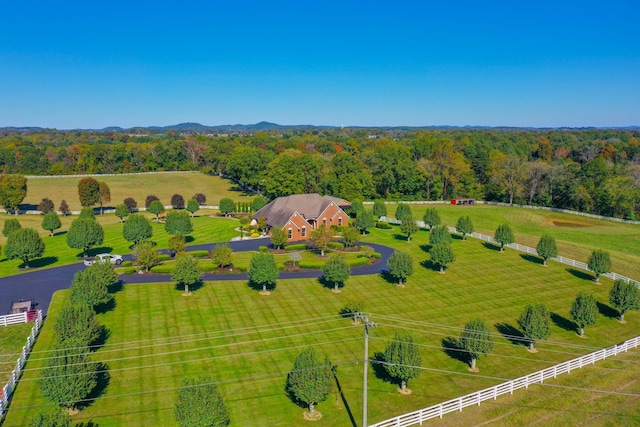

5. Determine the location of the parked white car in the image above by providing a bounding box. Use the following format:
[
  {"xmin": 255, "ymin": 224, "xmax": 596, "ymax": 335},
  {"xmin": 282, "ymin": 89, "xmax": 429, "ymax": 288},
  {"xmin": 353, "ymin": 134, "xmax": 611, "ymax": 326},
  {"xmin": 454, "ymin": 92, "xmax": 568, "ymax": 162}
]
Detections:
[{"xmin": 84, "ymin": 253, "xmax": 123, "ymax": 266}]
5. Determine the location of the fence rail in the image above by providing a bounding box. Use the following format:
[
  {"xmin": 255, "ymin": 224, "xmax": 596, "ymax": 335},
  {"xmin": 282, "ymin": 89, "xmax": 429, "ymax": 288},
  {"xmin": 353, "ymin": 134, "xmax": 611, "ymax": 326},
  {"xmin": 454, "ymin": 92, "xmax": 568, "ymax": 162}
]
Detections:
[
  {"xmin": 0, "ymin": 310, "xmax": 43, "ymax": 420},
  {"xmin": 0, "ymin": 311, "xmax": 37, "ymax": 327},
  {"xmin": 370, "ymin": 335, "xmax": 640, "ymax": 426}
]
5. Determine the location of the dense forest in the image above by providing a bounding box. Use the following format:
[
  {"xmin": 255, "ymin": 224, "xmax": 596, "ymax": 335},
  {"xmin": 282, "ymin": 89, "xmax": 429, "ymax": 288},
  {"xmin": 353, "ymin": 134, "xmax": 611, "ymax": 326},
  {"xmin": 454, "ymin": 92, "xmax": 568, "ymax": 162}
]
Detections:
[{"xmin": 0, "ymin": 128, "xmax": 639, "ymax": 219}]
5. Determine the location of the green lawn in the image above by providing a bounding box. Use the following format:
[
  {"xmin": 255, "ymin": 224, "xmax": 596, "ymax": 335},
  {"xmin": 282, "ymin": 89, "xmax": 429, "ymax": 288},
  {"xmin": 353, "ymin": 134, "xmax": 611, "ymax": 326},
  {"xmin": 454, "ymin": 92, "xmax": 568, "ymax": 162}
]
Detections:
[
  {"xmin": 3, "ymin": 226, "xmax": 639, "ymax": 426},
  {"xmin": 0, "ymin": 323, "xmax": 33, "ymax": 385},
  {"xmin": 23, "ymin": 172, "xmax": 252, "ymax": 212}
]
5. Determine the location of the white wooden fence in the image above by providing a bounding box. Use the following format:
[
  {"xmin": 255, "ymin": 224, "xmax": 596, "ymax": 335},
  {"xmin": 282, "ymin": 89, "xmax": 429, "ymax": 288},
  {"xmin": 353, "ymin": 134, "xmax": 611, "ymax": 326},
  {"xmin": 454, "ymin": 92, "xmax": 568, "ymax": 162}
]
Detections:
[
  {"xmin": 0, "ymin": 310, "xmax": 43, "ymax": 419},
  {"xmin": 0, "ymin": 311, "xmax": 37, "ymax": 327},
  {"xmin": 369, "ymin": 335, "xmax": 640, "ymax": 427}
]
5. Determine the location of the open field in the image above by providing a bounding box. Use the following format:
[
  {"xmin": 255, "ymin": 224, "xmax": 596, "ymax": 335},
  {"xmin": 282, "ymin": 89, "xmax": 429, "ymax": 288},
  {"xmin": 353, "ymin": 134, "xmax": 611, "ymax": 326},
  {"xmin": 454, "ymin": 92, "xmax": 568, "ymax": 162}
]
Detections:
[
  {"xmin": 3, "ymin": 225, "xmax": 639, "ymax": 426},
  {"xmin": 0, "ymin": 323, "xmax": 32, "ymax": 385},
  {"xmin": 22, "ymin": 172, "xmax": 252, "ymax": 212}
]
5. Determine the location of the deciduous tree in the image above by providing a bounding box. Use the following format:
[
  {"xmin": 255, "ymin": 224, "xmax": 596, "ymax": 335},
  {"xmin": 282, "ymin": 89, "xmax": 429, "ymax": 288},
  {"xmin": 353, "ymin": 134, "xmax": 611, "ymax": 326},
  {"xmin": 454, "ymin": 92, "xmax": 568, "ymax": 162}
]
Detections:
[
  {"xmin": 166, "ymin": 210, "xmax": 193, "ymax": 235},
  {"xmin": 59, "ymin": 200, "xmax": 70, "ymax": 216},
  {"xmin": 3, "ymin": 218, "xmax": 21, "ymax": 237},
  {"xmin": 67, "ymin": 218, "xmax": 104, "ymax": 257},
  {"xmin": 123, "ymin": 213, "xmax": 153, "ymax": 244},
  {"xmin": 248, "ymin": 252, "xmax": 279, "ymax": 293},
  {"xmin": 41, "ymin": 212, "xmax": 62, "ymax": 236},
  {"xmin": 192, "ymin": 193, "xmax": 206, "ymax": 205},
  {"xmin": 570, "ymin": 292, "xmax": 598, "ymax": 336},
  {"xmin": 285, "ymin": 348, "xmax": 333, "ymax": 416},
  {"xmin": 387, "ymin": 251, "xmax": 413, "ymax": 286},
  {"xmin": 98, "ymin": 181, "xmax": 111, "ymax": 214},
  {"xmin": 429, "ymin": 243, "xmax": 455, "ymax": 272},
  {"xmin": 148, "ymin": 199, "xmax": 164, "ymax": 222},
  {"xmin": 422, "ymin": 208, "xmax": 441, "ymax": 230},
  {"xmin": 28, "ymin": 408, "xmax": 72, "ymax": 427},
  {"xmin": 383, "ymin": 332, "xmax": 421, "ymax": 392},
  {"xmin": 372, "ymin": 199, "xmax": 387, "ymax": 218},
  {"xmin": 517, "ymin": 304, "xmax": 550, "ymax": 351},
  {"xmin": 168, "ymin": 234, "xmax": 186, "ymax": 256},
  {"xmin": 171, "ymin": 193, "xmax": 185, "ymax": 209},
  {"xmin": 340, "ymin": 226, "xmax": 360, "ymax": 248},
  {"xmin": 587, "ymin": 249, "xmax": 611, "ymax": 283},
  {"xmin": 38, "ymin": 198, "xmax": 55, "ymax": 214},
  {"xmin": 609, "ymin": 279, "xmax": 639, "ymax": 322},
  {"xmin": 270, "ymin": 226, "xmax": 287, "ymax": 250},
  {"xmin": 145, "ymin": 194, "xmax": 159, "ymax": 208},
  {"xmin": 400, "ymin": 215, "xmax": 418, "ymax": 241},
  {"xmin": 172, "ymin": 253, "xmax": 202, "ymax": 295},
  {"xmin": 77, "ymin": 177, "xmax": 100, "ymax": 207},
  {"xmin": 354, "ymin": 209, "xmax": 374, "ymax": 235},
  {"xmin": 219, "ymin": 198, "xmax": 235, "ymax": 217},
  {"xmin": 5, "ymin": 227, "xmax": 45, "ymax": 268},
  {"xmin": 321, "ymin": 254, "xmax": 350, "ymax": 292},
  {"xmin": 69, "ymin": 263, "xmax": 116, "ymax": 308},
  {"xmin": 429, "ymin": 225, "xmax": 452, "ymax": 245},
  {"xmin": 459, "ymin": 318, "xmax": 493, "ymax": 371},
  {"xmin": 54, "ymin": 303, "xmax": 102, "ymax": 346},
  {"xmin": 494, "ymin": 223, "xmax": 514, "ymax": 252},
  {"xmin": 455, "ymin": 215, "xmax": 474, "ymax": 240},
  {"xmin": 123, "ymin": 197, "xmax": 137, "ymax": 212},
  {"xmin": 309, "ymin": 224, "xmax": 334, "ymax": 256},
  {"xmin": 536, "ymin": 234, "xmax": 558, "ymax": 265},
  {"xmin": 211, "ymin": 243, "xmax": 233, "ymax": 269},
  {"xmin": 0, "ymin": 174, "xmax": 27, "ymax": 214},
  {"xmin": 114, "ymin": 203, "xmax": 129, "ymax": 223},
  {"xmin": 133, "ymin": 241, "xmax": 159, "ymax": 272},
  {"xmin": 174, "ymin": 376, "xmax": 230, "ymax": 427},
  {"xmin": 251, "ymin": 195, "xmax": 266, "ymax": 211},
  {"xmin": 186, "ymin": 199, "xmax": 199, "ymax": 217}
]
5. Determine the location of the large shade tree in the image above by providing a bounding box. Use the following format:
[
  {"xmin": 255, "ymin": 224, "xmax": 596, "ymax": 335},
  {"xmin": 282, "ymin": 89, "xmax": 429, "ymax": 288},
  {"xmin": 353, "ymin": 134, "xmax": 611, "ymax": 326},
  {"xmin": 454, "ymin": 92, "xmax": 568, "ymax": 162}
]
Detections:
[
  {"xmin": 517, "ymin": 303, "xmax": 551, "ymax": 351},
  {"xmin": 285, "ymin": 347, "xmax": 333, "ymax": 416},
  {"xmin": 248, "ymin": 252, "xmax": 279, "ymax": 294},
  {"xmin": 0, "ymin": 174, "xmax": 27, "ymax": 214},
  {"xmin": 609, "ymin": 279, "xmax": 639, "ymax": 322},
  {"xmin": 67, "ymin": 218, "xmax": 104, "ymax": 257},
  {"xmin": 4, "ymin": 227, "xmax": 45, "ymax": 268},
  {"xmin": 383, "ymin": 331, "xmax": 421, "ymax": 393},
  {"xmin": 387, "ymin": 250, "xmax": 414, "ymax": 286},
  {"xmin": 570, "ymin": 292, "xmax": 598, "ymax": 336},
  {"xmin": 321, "ymin": 254, "xmax": 350, "ymax": 292},
  {"xmin": 77, "ymin": 177, "xmax": 100, "ymax": 208},
  {"xmin": 459, "ymin": 318, "xmax": 493, "ymax": 371}
]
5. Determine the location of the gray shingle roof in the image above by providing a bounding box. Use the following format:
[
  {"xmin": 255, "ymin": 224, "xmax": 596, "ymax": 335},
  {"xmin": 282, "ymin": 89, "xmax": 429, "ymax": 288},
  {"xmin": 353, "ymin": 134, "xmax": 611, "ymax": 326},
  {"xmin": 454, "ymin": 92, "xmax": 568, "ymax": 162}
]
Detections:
[{"xmin": 253, "ymin": 194, "xmax": 349, "ymax": 227}]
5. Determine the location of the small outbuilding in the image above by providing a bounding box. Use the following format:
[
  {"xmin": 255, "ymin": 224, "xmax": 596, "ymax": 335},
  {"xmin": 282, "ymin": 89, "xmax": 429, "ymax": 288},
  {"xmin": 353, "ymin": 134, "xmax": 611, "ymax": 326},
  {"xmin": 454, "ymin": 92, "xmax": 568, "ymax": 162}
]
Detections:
[{"xmin": 450, "ymin": 198, "xmax": 475, "ymax": 206}]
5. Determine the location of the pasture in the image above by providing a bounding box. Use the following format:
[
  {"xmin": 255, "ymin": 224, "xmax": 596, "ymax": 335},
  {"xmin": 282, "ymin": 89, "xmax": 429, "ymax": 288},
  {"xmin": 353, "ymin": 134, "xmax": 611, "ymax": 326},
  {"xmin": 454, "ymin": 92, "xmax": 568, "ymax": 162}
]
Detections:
[{"xmin": 2, "ymin": 224, "xmax": 639, "ymax": 426}]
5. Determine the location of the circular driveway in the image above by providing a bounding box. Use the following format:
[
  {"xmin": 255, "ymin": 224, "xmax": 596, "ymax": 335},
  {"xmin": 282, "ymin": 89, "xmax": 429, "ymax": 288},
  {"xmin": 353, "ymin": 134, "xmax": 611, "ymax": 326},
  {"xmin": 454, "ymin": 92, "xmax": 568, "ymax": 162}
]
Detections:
[{"xmin": 0, "ymin": 239, "xmax": 394, "ymax": 314}]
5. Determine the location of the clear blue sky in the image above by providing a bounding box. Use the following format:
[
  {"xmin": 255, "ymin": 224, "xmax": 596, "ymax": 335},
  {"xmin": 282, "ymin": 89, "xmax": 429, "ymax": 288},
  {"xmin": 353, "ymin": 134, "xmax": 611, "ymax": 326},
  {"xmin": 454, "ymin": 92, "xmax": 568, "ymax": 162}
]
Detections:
[{"xmin": 1, "ymin": 1, "xmax": 638, "ymax": 129}]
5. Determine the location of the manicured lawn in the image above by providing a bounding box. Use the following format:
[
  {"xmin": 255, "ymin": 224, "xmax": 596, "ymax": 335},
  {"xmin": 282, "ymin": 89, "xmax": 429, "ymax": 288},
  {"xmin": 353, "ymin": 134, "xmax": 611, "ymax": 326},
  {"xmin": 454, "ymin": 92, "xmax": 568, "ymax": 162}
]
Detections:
[
  {"xmin": 0, "ymin": 323, "xmax": 33, "ymax": 385},
  {"xmin": 23, "ymin": 172, "xmax": 252, "ymax": 212},
  {"xmin": 4, "ymin": 225, "xmax": 639, "ymax": 426}
]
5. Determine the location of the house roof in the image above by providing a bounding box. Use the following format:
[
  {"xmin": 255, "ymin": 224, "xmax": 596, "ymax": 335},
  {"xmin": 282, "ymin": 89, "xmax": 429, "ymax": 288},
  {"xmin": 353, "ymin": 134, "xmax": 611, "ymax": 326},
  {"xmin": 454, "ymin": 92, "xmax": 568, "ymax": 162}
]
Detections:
[{"xmin": 253, "ymin": 194, "xmax": 349, "ymax": 227}]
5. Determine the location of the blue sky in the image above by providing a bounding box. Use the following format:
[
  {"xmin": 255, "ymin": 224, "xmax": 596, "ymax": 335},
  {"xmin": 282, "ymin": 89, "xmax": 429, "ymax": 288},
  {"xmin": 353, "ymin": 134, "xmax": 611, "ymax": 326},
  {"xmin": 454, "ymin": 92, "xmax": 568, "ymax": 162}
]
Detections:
[{"xmin": 1, "ymin": 1, "xmax": 638, "ymax": 128}]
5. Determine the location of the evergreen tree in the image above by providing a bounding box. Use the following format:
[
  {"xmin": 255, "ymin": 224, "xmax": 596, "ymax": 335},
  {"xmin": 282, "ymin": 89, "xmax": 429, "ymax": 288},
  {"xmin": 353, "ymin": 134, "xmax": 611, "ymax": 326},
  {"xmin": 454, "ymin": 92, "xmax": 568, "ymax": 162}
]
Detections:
[
  {"xmin": 570, "ymin": 292, "xmax": 598, "ymax": 336},
  {"xmin": 459, "ymin": 318, "xmax": 493, "ymax": 371},
  {"xmin": 383, "ymin": 332, "xmax": 421, "ymax": 392},
  {"xmin": 285, "ymin": 348, "xmax": 333, "ymax": 415},
  {"xmin": 348, "ymin": 199, "xmax": 365, "ymax": 218},
  {"xmin": 494, "ymin": 223, "xmax": 515, "ymax": 252},
  {"xmin": 536, "ymin": 234, "xmax": 558, "ymax": 265}
]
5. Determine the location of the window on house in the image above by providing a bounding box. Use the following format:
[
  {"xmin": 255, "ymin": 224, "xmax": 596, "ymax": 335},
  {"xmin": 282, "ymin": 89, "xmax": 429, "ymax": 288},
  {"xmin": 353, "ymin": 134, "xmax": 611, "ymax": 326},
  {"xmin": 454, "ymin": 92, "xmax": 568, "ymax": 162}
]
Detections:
[
  {"xmin": 301, "ymin": 226, "xmax": 306, "ymax": 238},
  {"xmin": 287, "ymin": 228, "xmax": 292, "ymax": 239},
  {"xmin": 323, "ymin": 218, "xmax": 327, "ymax": 227},
  {"xmin": 338, "ymin": 217, "xmax": 343, "ymax": 226}
]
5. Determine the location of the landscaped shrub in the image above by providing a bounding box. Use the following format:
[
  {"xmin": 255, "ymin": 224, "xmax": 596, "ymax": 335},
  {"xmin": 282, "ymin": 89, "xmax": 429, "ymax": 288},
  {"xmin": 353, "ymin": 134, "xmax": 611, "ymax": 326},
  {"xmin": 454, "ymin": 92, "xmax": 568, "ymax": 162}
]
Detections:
[
  {"xmin": 284, "ymin": 243, "xmax": 307, "ymax": 251},
  {"xmin": 370, "ymin": 252, "xmax": 382, "ymax": 259},
  {"xmin": 259, "ymin": 246, "xmax": 268, "ymax": 253},
  {"xmin": 122, "ymin": 267, "xmax": 136, "ymax": 275},
  {"xmin": 157, "ymin": 254, "xmax": 172, "ymax": 262},
  {"xmin": 327, "ymin": 241, "xmax": 345, "ymax": 250},
  {"xmin": 298, "ymin": 259, "xmax": 327, "ymax": 269},
  {"xmin": 376, "ymin": 221, "xmax": 392, "ymax": 229},
  {"xmin": 121, "ymin": 260, "xmax": 132, "ymax": 267},
  {"xmin": 150, "ymin": 264, "xmax": 174, "ymax": 274},
  {"xmin": 188, "ymin": 250, "xmax": 209, "ymax": 258},
  {"xmin": 348, "ymin": 257, "xmax": 371, "ymax": 267}
]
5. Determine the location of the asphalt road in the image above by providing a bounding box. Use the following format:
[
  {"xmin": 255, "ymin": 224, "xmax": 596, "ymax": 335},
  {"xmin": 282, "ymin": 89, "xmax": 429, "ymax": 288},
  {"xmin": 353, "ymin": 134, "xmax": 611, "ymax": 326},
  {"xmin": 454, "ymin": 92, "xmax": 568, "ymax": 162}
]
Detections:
[{"xmin": 0, "ymin": 238, "xmax": 393, "ymax": 314}]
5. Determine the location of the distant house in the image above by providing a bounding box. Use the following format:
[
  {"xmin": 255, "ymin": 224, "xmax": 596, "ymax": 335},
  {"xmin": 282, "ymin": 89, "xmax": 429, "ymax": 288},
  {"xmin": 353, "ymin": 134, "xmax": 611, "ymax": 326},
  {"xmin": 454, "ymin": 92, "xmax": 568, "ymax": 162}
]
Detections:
[{"xmin": 253, "ymin": 194, "xmax": 351, "ymax": 242}]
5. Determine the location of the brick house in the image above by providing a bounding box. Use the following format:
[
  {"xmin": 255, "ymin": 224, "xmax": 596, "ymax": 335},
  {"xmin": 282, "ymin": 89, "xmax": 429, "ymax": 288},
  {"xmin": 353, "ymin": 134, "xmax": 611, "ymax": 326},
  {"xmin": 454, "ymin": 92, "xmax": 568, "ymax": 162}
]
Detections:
[{"xmin": 253, "ymin": 194, "xmax": 351, "ymax": 242}]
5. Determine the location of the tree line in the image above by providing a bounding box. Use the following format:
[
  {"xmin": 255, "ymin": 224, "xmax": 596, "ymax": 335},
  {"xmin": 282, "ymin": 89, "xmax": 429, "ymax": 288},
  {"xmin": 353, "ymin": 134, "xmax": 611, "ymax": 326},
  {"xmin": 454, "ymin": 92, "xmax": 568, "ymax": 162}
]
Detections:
[{"xmin": 1, "ymin": 128, "xmax": 639, "ymax": 218}]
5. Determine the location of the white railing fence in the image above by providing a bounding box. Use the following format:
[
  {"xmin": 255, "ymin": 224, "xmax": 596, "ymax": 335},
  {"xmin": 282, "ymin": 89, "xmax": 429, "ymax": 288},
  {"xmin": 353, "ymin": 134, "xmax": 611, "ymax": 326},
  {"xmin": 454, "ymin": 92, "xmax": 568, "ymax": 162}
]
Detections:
[
  {"xmin": 369, "ymin": 335, "xmax": 640, "ymax": 427},
  {"xmin": 0, "ymin": 310, "xmax": 43, "ymax": 420},
  {"xmin": 0, "ymin": 311, "xmax": 36, "ymax": 327}
]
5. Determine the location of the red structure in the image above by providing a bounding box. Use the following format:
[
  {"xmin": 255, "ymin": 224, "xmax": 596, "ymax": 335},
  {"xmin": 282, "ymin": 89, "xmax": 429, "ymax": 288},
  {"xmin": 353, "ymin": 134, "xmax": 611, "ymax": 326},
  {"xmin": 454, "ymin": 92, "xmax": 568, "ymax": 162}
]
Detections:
[{"xmin": 451, "ymin": 198, "xmax": 475, "ymax": 206}]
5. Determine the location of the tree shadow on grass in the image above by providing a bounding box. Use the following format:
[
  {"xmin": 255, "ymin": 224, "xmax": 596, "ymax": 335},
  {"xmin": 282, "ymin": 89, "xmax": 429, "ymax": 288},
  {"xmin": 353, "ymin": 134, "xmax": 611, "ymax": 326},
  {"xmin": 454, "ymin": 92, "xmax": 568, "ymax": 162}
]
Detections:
[
  {"xmin": 95, "ymin": 297, "xmax": 116, "ymax": 315},
  {"xmin": 317, "ymin": 276, "xmax": 343, "ymax": 291},
  {"xmin": 91, "ymin": 326, "xmax": 111, "ymax": 351},
  {"xmin": 550, "ymin": 312, "xmax": 577, "ymax": 333},
  {"xmin": 23, "ymin": 256, "xmax": 58, "ymax": 269},
  {"xmin": 419, "ymin": 244, "xmax": 432, "ymax": 254},
  {"xmin": 483, "ymin": 242, "xmax": 501, "ymax": 252},
  {"xmin": 392, "ymin": 233, "xmax": 409, "ymax": 241},
  {"xmin": 597, "ymin": 301, "xmax": 618, "ymax": 319},
  {"xmin": 420, "ymin": 259, "xmax": 438, "ymax": 272},
  {"xmin": 79, "ymin": 363, "xmax": 110, "ymax": 410},
  {"xmin": 495, "ymin": 322, "xmax": 527, "ymax": 347},
  {"xmin": 175, "ymin": 280, "xmax": 203, "ymax": 293},
  {"xmin": 566, "ymin": 268, "xmax": 594, "ymax": 281},
  {"xmin": 78, "ymin": 247, "xmax": 114, "ymax": 258},
  {"xmin": 520, "ymin": 254, "xmax": 543, "ymax": 265},
  {"xmin": 441, "ymin": 337, "xmax": 469, "ymax": 365},
  {"xmin": 371, "ymin": 352, "xmax": 394, "ymax": 385},
  {"xmin": 185, "ymin": 235, "xmax": 195, "ymax": 243},
  {"xmin": 75, "ymin": 421, "xmax": 99, "ymax": 427},
  {"xmin": 380, "ymin": 270, "xmax": 399, "ymax": 286},
  {"xmin": 247, "ymin": 281, "xmax": 276, "ymax": 292},
  {"xmin": 108, "ymin": 280, "xmax": 123, "ymax": 294},
  {"xmin": 53, "ymin": 230, "xmax": 68, "ymax": 237}
]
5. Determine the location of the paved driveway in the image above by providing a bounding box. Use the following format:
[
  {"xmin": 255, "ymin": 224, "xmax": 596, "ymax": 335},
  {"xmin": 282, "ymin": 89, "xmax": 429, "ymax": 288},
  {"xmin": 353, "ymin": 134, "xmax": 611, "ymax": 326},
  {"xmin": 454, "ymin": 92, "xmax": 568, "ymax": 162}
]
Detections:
[{"xmin": 0, "ymin": 238, "xmax": 393, "ymax": 314}]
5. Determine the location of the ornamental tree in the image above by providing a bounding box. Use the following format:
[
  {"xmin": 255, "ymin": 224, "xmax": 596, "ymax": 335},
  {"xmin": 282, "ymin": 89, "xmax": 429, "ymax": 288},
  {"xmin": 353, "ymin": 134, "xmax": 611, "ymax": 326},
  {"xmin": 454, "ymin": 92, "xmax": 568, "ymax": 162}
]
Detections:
[
  {"xmin": 354, "ymin": 209, "xmax": 374, "ymax": 235},
  {"xmin": 422, "ymin": 208, "xmax": 441, "ymax": 230},
  {"xmin": 38, "ymin": 198, "xmax": 55, "ymax": 214},
  {"xmin": 186, "ymin": 199, "xmax": 199, "ymax": 217},
  {"xmin": 321, "ymin": 254, "xmax": 350, "ymax": 292},
  {"xmin": 429, "ymin": 243, "xmax": 455, "ymax": 272},
  {"xmin": 171, "ymin": 193, "xmax": 185, "ymax": 209},
  {"xmin": 77, "ymin": 177, "xmax": 100, "ymax": 207},
  {"xmin": 169, "ymin": 234, "xmax": 186, "ymax": 256},
  {"xmin": 587, "ymin": 249, "xmax": 611, "ymax": 283},
  {"xmin": 395, "ymin": 203, "xmax": 412, "ymax": 222},
  {"xmin": 148, "ymin": 199, "xmax": 165, "ymax": 222},
  {"xmin": 383, "ymin": 331, "xmax": 421, "ymax": 392},
  {"xmin": 536, "ymin": 234, "xmax": 558, "ymax": 265},
  {"xmin": 570, "ymin": 292, "xmax": 598, "ymax": 336},
  {"xmin": 115, "ymin": 203, "xmax": 129, "ymax": 223},
  {"xmin": 123, "ymin": 197, "xmax": 137, "ymax": 212},
  {"xmin": 98, "ymin": 181, "xmax": 111, "ymax": 214},
  {"xmin": 387, "ymin": 250, "xmax": 413, "ymax": 286},
  {"xmin": 133, "ymin": 241, "xmax": 160, "ymax": 272},
  {"xmin": 455, "ymin": 215, "xmax": 474, "ymax": 240},
  {"xmin": 340, "ymin": 226, "xmax": 361, "ymax": 248},
  {"xmin": 309, "ymin": 224, "xmax": 334, "ymax": 256},
  {"xmin": 517, "ymin": 303, "xmax": 551, "ymax": 351},
  {"xmin": 609, "ymin": 279, "xmax": 639, "ymax": 322},
  {"xmin": 192, "ymin": 193, "xmax": 206, "ymax": 205},
  {"xmin": 166, "ymin": 210, "xmax": 193, "ymax": 235},
  {"xmin": 123, "ymin": 213, "xmax": 153, "ymax": 244},
  {"xmin": 219, "ymin": 198, "xmax": 235, "ymax": 217},
  {"xmin": 372, "ymin": 199, "xmax": 387, "ymax": 218},
  {"xmin": 459, "ymin": 318, "xmax": 493, "ymax": 371},
  {"xmin": 400, "ymin": 215, "xmax": 418, "ymax": 241},
  {"xmin": 174, "ymin": 376, "xmax": 230, "ymax": 427},
  {"xmin": 0, "ymin": 174, "xmax": 27, "ymax": 214},
  {"xmin": 59, "ymin": 200, "xmax": 70, "ymax": 216},
  {"xmin": 145, "ymin": 194, "xmax": 159, "ymax": 208},
  {"xmin": 248, "ymin": 252, "xmax": 279, "ymax": 293},
  {"xmin": 172, "ymin": 254, "xmax": 202, "ymax": 295},
  {"xmin": 41, "ymin": 212, "xmax": 62, "ymax": 236},
  {"xmin": 429, "ymin": 225, "xmax": 452, "ymax": 245},
  {"xmin": 285, "ymin": 348, "xmax": 333, "ymax": 415},
  {"xmin": 270, "ymin": 226, "xmax": 287, "ymax": 250},
  {"xmin": 5, "ymin": 227, "xmax": 45, "ymax": 268},
  {"xmin": 67, "ymin": 218, "xmax": 104, "ymax": 257},
  {"xmin": 494, "ymin": 223, "xmax": 514, "ymax": 252},
  {"xmin": 3, "ymin": 218, "xmax": 21, "ymax": 237},
  {"xmin": 211, "ymin": 243, "xmax": 233, "ymax": 269}
]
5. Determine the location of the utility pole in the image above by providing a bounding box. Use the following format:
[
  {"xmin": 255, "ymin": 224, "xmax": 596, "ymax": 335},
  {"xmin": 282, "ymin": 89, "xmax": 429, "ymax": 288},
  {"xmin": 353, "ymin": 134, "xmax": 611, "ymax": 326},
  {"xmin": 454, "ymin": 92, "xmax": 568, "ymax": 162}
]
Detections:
[{"xmin": 357, "ymin": 312, "xmax": 377, "ymax": 427}]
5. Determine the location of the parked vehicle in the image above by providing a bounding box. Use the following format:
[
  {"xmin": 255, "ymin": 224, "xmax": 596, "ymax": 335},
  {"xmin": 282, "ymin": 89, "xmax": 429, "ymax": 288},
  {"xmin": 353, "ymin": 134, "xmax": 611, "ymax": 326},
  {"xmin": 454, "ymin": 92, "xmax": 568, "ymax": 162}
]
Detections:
[{"xmin": 83, "ymin": 253, "xmax": 123, "ymax": 266}]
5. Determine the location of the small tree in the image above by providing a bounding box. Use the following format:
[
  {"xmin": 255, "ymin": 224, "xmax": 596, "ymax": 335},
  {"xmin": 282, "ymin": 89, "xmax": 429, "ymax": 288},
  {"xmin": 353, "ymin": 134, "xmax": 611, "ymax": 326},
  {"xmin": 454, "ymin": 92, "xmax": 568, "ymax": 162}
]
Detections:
[
  {"xmin": 38, "ymin": 198, "xmax": 55, "ymax": 214},
  {"xmin": 536, "ymin": 234, "xmax": 558, "ymax": 266},
  {"xmin": 354, "ymin": 209, "xmax": 374, "ymax": 235},
  {"xmin": 133, "ymin": 241, "xmax": 160, "ymax": 272},
  {"xmin": 609, "ymin": 279, "xmax": 640, "ymax": 322},
  {"xmin": 59, "ymin": 199, "xmax": 70, "ymax": 216},
  {"xmin": 174, "ymin": 376, "xmax": 230, "ymax": 427},
  {"xmin": 400, "ymin": 215, "xmax": 418, "ymax": 241},
  {"xmin": 79, "ymin": 207, "xmax": 96, "ymax": 220},
  {"xmin": 587, "ymin": 249, "xmax": 611, "ymax": 283},
  {"xmin": 494, "ymin": 223, "xmax": 514, "ymax": 252},
  {"xmin": 422, "ymin": 208, "xmax": 441, "ymax": 230},
  {"xmin": 192, "ymin": 193, "xmax": 207, "ymax": 205},
  {"xmin": 251, "ymin": 195, "xmax": 267, "ymax": 211},
  {"xmin": 309, "ymin": 224, "xmax": 334, "ymax": 256},
  {"xmin": 98, "ymin": 181, "xmax": 111, "ymax": 214},
  {"xmin": 339, "ymin": 300, "xmax": 365, "ymax": 323},
  {"xmin": 372, "ymin": 199, "xmax": 387, "ymax": 218},
  {"xmin": 41, "ymin": 212, "xmax": 62, "ymax": 237},
  {"xmin": 70, "ymin": 263, "xmax": 117, "ymax": 308},
  {"xmin": 570, "ymin": 292, "xmax": 598, "ymax": 336},
  {"xmin": 148, "ymin": 199, "xmax": 165, "ymax": 222},
  {"xmin": 3, "ymin": 218, "xmax": 21, "ymax": 237},
  {"xmin": 5, "ymin": 228, "xmax": 45, "ymax": 268},
  {"xmin": 172, "ymin": 253, "xmax": 202, "ymax": 295},
  {"xmin": 219, "ymin": 198, "xmax": 235, "ymax": 217},
  {"xmin": 383, "ymin": 332, "xmax": 421, "ymax": 392},
  {"xmin": 39, "ymin": 338, "xmax": 98, "ymax": 411},
  {"xmin": 321, "ymin": 254, "xmax": 350, "ymax": 292},
  {"xmin": 54, "ymin": 303, "xmax": 102, "ymax": 346},
  {"xmin": 455, "ymin": 215, "xmax": 474, "ymax": 240},
  {"xmin": 288, "ymin": 251, "xmax": 302, "ymax": 266},
  {"xmin": 166, "ymin": 210, "xmax": 193, "ymax": 235},
  {"xmin": 115, "ymin": 203, "xmax": 129, "ymax": 223},
  {"xmin": 186, "ymin": 199, "xmax": 199, "ymax": 217},
  {"xmin": 67, "ymin": 218, "xmax": 104, "ymax": 257},
  {"xmin": 211, "ymin": 243, "xmax": 233, "ymax": 269},
  {"xmin": 123, "ymin": 213, "xmax": 153, "ymax": 244},
  {"xmin": 171, "ymin": 193, "xmax": 185, "ymax": 209},
  {"xmin": 169, "ymin": 234, "xmax": 186, "ymax": 256},
  {"xmin": 517, "ymin": 303, "xmax": 551, "ymax": 351},
  {"xmin": 270, "ymin": 226, "xmax": 287, "ymax": 250},
  {"xmin": 145, "ymin": 194, "xmax": 159, "ymax": 208},
  {"xmin": 123, "ymin": 197, "xmax": 137, "ymax": 212},
  {"xmin": 28, "ymin": 408, "xmax": 72, "ymax": 427},
  {"xmin": 429, "ymin": 243, "xmax": 455, "ymax": 273},
  {"xmin": 341, "ymin": 226, "xmax": 361, "ymax": 248},
  {"xmin": 248, "ymin": 252, "xmax": 279, "ymax": 293},
  {"xmin": 77, "ymin": 177, "xmax": 100, "ymax": 207},
  {"xmin": 285, "ymin": 348, "xmax": 333, "ymax": 416},
  {"xmin": 387, "ymin": 250, "xmax": 414, "ymax": 286},
  {"xmin": 395, "ymin": 203, "xmax": 413, "ymax": 222},
  {"xmin": 459, "ymin": 318, "xmax": 493, "ymax": 371},
  {"xmin": 348, "ymin": 199, "xmax": 365, "ymax": 218},
  {"xmin": 429, "ymin": 224, "xmax": 452, "ymax": 245}
]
